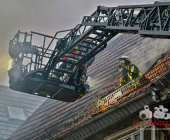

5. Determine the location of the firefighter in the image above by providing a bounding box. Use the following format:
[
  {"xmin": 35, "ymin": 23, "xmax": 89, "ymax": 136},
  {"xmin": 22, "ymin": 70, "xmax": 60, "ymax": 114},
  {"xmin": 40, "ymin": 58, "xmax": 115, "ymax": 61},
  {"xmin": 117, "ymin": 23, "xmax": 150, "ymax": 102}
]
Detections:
[
  {"xmin": 118, "ymin": 56, "xmax": 142, "ymax": 86},
  {"xmin": 52, "ymin": 45, "xmax": 80, "ymax": 80}
]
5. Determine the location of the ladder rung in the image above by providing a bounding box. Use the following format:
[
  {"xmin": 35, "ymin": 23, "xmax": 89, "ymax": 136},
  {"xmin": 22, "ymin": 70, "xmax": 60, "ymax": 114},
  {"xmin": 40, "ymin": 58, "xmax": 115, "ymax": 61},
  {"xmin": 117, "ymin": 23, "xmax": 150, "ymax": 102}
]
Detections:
[
  {"xmin": 86, "ymin": 37, "xmax": 103, "ymax": 42},
  {"xmin": 60, "ymin": 60, "xmax": 77, "ymax": 65},
  {"xmin": 92, "ymin": 31, "xmax": 112, "ymax": 37},
  {"xmin": 82, "ymin": 40, "xmax": 98, "ymax": 45},
  {"xmin": 73, "ymin": 49, "xmax": 86, "ymax": 53},
  {"xmin": 64, "ymin": 56, "xmax": 80, "ymax": 60},
  {"xmin": 78, "ymin": 44, "xmax": 92, "ymax": 49},
  {"xmin": 96, "ymin": 28, "xmax": 113, "ymax": 33},
  {"xmin": 67, "ymin": 52, "xmax": 85, "ymax": 57}
]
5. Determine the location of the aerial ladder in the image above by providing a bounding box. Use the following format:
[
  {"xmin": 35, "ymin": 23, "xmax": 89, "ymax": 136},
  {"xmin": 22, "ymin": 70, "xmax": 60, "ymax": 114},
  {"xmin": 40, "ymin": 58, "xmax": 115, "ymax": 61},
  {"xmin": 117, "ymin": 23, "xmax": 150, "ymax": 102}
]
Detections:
[{"xmin": 8, "ymin": 2, "xmax": 170, "ymax": 102}]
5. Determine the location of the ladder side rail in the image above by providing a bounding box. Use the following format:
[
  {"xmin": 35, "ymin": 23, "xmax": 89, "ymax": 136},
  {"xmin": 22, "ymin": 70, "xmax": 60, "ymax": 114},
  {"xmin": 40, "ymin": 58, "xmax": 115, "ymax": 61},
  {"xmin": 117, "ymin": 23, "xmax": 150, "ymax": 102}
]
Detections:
[
  {"xmin": 117, "ymin": 2, "xmax": 170, "ymax": 8},
  {"xmin": 63, "ymin": 24, "xmax": 82, "ymax": 40},
  {"xmin": 42, "ymin": 11, "xmax": 107, "ymax": 78},
  {"xmin": 68, "ymin": 33, "xmax": 116, "ymax": 84},
  {"xmin": 43, "ymin": 24, "xmax": 86, "ymax": 73},
  {"xmin": 45, "ymin": 27, "xmax": 94, "ymax": 77},
  {"xmin": 44, "ymin": 47, "xmax": 62, "ymax": 78}
]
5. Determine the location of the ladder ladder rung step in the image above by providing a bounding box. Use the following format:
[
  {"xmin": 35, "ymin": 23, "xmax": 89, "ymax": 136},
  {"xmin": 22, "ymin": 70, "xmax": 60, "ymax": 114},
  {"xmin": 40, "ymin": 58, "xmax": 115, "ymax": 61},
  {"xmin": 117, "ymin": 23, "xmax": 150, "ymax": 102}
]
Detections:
[
  {"xmin": 54, "ymin": 69, "xmax": 72, "ymax": 74},
  {"xmin": 86, "ymin": 37, "xmax": 103, "ymax": 42},
  {"xmin": 73, "ymin": 49, "xmax": 86, "ymax": 53},
  {"xmin": 82, "ymin": 40, "xmax": 98, "ymax": 45},
  {"xmin": 64, "ymin": 56, "xmax": 80, "ymax": 60},
  {"xmin": 96, "ymin": 28, "xmax": 113, "ymax": 33},
  {"xmin": 67, "ymin": 52, "xmax": 85, "ymax": 57},
  {"xmin": 92, "ymin": 31, "xmax": 112, "ymax": 37},
  {"xmin": 78, "ymin": 44, "xmax": 92, "ymax": 49},
  {"xmin": 60, "ymin": 60, "xmax": 77, "ymax": 64}
]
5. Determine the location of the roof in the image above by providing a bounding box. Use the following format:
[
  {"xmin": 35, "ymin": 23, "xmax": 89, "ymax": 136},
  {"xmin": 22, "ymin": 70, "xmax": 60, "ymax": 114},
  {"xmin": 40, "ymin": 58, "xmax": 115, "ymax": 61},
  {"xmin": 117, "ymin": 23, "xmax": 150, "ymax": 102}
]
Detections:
[
  {"xmin": 9, "ymin": 33, "xmax": 170, "ymax": 140},
  {"xmin": 0, "ymin": 85, "xmax": 46, "ymax": 140}
]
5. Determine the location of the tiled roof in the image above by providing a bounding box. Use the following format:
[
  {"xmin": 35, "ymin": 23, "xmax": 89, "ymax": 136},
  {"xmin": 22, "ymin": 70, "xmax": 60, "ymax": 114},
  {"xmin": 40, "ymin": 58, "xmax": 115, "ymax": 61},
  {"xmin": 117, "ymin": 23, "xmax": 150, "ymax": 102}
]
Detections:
[
  {"xmin": 0, "ymin": 85, "xmax": 46, "ymax": 140},
  {"xmin": 9, "ymin": 33, "xmax": 170, "ymax": 140}
]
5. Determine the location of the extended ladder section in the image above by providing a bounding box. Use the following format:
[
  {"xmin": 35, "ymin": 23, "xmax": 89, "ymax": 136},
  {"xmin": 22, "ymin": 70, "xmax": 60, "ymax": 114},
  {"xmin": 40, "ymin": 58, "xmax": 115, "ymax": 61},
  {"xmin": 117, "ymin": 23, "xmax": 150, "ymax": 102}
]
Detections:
[{"xmin": 82, "ymin": 2, "xmax": 170, "ymax": 38}]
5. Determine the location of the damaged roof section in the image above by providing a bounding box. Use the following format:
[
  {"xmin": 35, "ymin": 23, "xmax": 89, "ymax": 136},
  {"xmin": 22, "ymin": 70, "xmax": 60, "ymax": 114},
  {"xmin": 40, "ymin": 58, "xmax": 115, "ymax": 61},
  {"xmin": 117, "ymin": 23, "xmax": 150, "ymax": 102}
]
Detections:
[{"xmin": 9, "ymin": 33, "xmax": 170, "ymax": 140}]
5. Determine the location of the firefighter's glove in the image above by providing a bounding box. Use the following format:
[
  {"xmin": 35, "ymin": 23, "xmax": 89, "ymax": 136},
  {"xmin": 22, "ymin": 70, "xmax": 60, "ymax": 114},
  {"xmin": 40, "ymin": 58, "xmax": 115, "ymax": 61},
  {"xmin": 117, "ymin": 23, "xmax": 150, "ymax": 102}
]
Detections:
[
  {"xmin": 119, "ymin": 63, "xmax": 126, "ymax": 69},
  {"xmin": 119, "ymin": 76, "xmax": 125, "ymax": 86},
  {"xmin": 119, "ymin": 64, "xmax": 130, "ymax": 72}
]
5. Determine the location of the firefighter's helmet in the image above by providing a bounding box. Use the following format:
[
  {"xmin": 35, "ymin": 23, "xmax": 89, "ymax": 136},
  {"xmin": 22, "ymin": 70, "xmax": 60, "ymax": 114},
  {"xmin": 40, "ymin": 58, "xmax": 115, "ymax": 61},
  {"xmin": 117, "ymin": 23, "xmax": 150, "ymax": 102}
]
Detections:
[{"xmin": 119, "ymin": 56, "xmax": 131, "ymax": 65}]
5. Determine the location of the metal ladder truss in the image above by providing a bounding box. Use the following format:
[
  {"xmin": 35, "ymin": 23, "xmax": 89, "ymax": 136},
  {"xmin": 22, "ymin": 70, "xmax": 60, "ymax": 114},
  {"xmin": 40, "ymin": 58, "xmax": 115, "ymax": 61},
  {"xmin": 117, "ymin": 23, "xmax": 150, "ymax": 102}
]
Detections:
[{"xmin": 82, "ymin": 2, "xmax": 170, "ymax": 38}]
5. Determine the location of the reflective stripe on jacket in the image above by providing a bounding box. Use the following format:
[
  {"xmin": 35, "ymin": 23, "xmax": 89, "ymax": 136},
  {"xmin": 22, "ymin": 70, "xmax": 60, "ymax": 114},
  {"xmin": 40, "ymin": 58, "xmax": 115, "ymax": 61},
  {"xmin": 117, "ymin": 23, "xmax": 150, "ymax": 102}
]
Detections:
[{"xmin": 122, "ymin": 64, "xmax": 142, "ymax": 84}]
